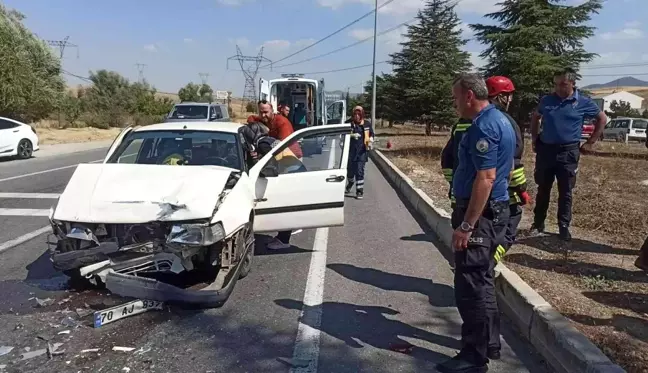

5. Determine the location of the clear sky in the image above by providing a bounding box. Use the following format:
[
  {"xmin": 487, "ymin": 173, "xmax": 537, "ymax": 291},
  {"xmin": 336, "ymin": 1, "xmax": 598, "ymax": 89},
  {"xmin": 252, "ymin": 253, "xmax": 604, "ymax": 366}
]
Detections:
[{"xmin": 5, "ymin": 0, "xmax": 648, "ymax": 96}]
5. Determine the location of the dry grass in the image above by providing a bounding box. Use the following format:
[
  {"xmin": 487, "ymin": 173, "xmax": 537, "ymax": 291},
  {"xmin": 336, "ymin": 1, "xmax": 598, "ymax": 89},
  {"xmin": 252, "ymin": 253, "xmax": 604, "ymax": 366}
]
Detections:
[
  {"xmin": 375, "ymin": 124, "xmax": 648, "ymax": 373},
  {"xmin": 36, "ymin": 127, "xmax": 122, "ymax": 145}
]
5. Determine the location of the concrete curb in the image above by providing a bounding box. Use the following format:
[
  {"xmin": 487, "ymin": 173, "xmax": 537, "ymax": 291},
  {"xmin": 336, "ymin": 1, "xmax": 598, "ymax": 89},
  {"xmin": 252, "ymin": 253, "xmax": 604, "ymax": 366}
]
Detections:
[{"xmin": 369, "ymin": 150, "xmax": 625, "ymax": 373}]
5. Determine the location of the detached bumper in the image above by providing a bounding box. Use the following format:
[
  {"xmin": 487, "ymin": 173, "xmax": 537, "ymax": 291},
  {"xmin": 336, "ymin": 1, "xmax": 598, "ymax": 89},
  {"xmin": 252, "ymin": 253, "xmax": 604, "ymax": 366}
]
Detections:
[{"xmin": 105, "ymin": 266, "xmax": 241, "ymax": 309}]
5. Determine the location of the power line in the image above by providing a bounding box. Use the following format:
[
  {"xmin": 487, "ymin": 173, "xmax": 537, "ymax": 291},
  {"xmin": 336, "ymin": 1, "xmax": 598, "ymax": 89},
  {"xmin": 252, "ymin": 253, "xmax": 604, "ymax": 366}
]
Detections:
[
  {"xmin": 135, "ymin": 63, "xmax": 147, "ymax": 83},
  {"xmin": 259, "ymin": 0, "xmax": 396, "ymax": 69},
  {"xmin": 582, "ymin": 62, "xmax": 648, "ymax": 70},
  {"xmin": 581, "ymin": 72, "xmax": 648, "ymax": 77},
  {"xmin": 44, "ymin": 36, "xmax": 79, "ymax": 59},
  {"xmin": 226, "ymin": 45, "xmax": 271, "ymax": 111},
  {"xmin": 271, "ymin": 17, "xmax": 415, "ymax": 70}
]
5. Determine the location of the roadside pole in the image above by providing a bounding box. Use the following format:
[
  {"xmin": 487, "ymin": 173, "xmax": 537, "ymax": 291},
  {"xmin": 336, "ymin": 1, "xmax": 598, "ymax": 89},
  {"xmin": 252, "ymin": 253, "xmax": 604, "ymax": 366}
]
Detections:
[{"xmin": 370, "ymin": 0, "xmax": 378, "ymax": 127}]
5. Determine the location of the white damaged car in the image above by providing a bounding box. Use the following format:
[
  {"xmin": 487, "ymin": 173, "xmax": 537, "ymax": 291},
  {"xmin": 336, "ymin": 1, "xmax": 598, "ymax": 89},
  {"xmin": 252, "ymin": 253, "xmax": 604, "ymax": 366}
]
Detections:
[{"xmin": 48, "ymin": 114, "xmax": 351, "ymax": 308}]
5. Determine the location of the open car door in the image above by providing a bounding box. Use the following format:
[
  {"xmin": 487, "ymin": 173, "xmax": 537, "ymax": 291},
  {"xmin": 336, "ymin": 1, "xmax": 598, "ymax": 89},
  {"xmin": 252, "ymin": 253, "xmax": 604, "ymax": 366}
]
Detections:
[
  {"xmin": 250, "ymin": 124, "xmax": 351, "ymax": 233},
  {"xmin": 326, "ymin": 100, "xmax": 347, "ymax": 125},
  {"xmin": 259, "ymin": 78, "xmax": 270, "ymax": 102},
  {"xmin": 103, "ymin": 126, "xmax": 135, "ymax": 162}
]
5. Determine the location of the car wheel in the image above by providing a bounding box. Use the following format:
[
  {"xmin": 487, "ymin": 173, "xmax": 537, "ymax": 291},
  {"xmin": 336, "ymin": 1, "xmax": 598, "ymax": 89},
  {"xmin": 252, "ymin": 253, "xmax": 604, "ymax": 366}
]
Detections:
[
  {"xmin": 238, "ymin": 224, "xmax": 255, "ymax": 279},
  {"xmin": 16, "ymin": 139, "xmax": 33, "ymax": 159},
  {"xmin": 616, "ymin": 133, "xmax": 625, "ymax": 143}
]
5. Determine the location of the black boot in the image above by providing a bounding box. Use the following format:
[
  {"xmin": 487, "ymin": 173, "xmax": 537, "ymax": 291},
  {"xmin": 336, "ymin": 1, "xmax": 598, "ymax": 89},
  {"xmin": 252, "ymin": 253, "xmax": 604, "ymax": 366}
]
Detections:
[
  {"xmin": 436, "ymin": 351, "xmax": 488, "ymax": 373},
  {"xmin": 558, "ymin": 225, "xmax": 572, "ymax": 242},
  {"xmin": 487, "ymin": 348, "xmax": 500, "ymax": 360}
]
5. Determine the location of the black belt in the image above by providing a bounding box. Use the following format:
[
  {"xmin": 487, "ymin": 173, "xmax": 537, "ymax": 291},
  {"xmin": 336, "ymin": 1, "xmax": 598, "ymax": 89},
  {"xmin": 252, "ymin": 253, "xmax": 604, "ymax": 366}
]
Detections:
[
  {"xmin": 537, "ymin": 139, "xmax": 580, "ymax": 151},
  {"xmin": 454, "ymin": 198, "xmax": 509, "ymax": 210}
]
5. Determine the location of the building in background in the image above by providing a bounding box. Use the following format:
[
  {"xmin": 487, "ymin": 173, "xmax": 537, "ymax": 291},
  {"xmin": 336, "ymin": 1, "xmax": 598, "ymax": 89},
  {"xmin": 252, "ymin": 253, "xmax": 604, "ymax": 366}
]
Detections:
[{"xmin": 592, "ymin": 91, "xmax": 644, "ymax": 112}]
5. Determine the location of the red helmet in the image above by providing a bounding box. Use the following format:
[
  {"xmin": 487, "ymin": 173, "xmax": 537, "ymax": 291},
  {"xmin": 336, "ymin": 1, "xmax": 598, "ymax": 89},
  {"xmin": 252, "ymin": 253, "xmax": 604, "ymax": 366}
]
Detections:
[{"xmin": 486, "ymin": 76, "xmax": 515, "ymax": 97}]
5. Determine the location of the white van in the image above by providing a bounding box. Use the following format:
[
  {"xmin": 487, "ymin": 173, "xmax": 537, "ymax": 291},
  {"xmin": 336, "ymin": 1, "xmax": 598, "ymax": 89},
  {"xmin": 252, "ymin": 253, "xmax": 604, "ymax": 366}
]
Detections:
[{"xmin": 602, "ymin": 117, "xmax": 647, "ymax": 142}]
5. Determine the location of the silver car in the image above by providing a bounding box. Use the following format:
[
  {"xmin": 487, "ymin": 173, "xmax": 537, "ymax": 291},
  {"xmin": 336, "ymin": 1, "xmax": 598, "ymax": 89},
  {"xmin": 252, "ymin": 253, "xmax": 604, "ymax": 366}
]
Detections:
[{"xmin": 165, "ymin": 102, "xmax": 229, "ymax": 123}]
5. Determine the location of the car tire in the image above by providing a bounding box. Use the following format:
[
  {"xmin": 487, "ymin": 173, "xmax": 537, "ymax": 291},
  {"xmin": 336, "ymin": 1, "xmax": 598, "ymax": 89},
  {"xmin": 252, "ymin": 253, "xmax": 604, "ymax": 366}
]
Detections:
[
  {"xmin": 16, "ymin": 139, "xmax": 33, "ymax": 159},
  {"xmin": 238, "ymin": 224, "xmax": 255, "ymax": 279}
]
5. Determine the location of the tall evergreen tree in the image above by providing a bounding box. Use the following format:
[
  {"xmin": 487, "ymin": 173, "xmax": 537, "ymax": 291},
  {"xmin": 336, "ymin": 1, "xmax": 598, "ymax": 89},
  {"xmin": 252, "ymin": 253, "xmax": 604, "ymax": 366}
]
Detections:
[
  {"xmin": 389, "ymin": 0, "xmax": 471, "ymax": 134},
  {"xmin": 470, "ymin": 0, "xmax": 603, "ymax": 126}
]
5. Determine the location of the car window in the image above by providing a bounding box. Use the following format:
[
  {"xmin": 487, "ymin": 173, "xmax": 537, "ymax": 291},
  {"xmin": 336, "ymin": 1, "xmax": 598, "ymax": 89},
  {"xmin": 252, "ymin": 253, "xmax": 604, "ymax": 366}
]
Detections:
[
  {"xmin": 615, "ymin": 119, "xmax": 630, "ymax": 129},
  {"xmin": 632, "ymin": 120, "xmax": 647, "ymax": 130},
  {"xmin": 219, "ymin": 105, "xmax": 229, "ymax": 118},
  {"xmin": 169, "ymin": 105, "xmax": 209, "ymax": 120},
  {"xmin": 211, "ymin": 106, "xmax": 222, "ymax": 119},
  {"xmin": 0, "ymin": 119, "xmax": 19, "ymax": 130},
  {"xmin": 268, "ymin": 132, "xmax": 344, "ymax": 175},
  {"xmin": 107, "ymin": 130, "xmax": 243, "ymax": 170}
]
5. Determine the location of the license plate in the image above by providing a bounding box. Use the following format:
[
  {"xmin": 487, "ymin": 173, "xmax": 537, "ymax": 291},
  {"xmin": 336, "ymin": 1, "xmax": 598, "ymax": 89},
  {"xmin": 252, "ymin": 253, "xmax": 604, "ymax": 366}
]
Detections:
[{"xmin": 93, "ymin": 299, "xmax": 164, "ymax": 328}]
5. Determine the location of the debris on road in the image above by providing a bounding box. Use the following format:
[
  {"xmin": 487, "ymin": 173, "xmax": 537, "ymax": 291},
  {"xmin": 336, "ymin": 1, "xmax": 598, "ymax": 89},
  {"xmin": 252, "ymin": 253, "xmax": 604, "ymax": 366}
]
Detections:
[
  {"xmin": 76, "ymin": 308, "xmax": 93, "ymax": 318},
  {"xmin": 93, "ymin": 299, "xmax": 164, "ymax": 328},
  {"xmin": 122, "ymin": 368, "xmax": 131, "ymax": 373},
  {"xmin": 389, "ymin": 342, "xmax": 414, "ymax": 354},
  {"xmin": 0, "ymin": 346, "xmax": 13, "ymax": 356},
  {"xmin": 34, "ymin": 298, "xmax": 54, "ymax": 307},
  {"xmin": 57, "ymin": 297, "xmax": 72, "ymax": 305},
  {"xmin": 276, "ymin": 357, "xmax": 310, "ymax": 368},
  {"xmin": 47, "ymin": 342, "xmax": 64, "ymax": 359},
  {"xmin": 112, "ymin": 346, "xmax": 135, "ymax": 352},
  {"xmin": 60, "ymin": 316, "xmax": 80, "ymax": 329},
  {"xmin": 57, "ymin": 330, "xmax": 71, "ymax": 335},
  {"xmin": 80, "ymin": 349, "xmax": 100, "ymax": 353},
  {"xmin": 21, "ymin": 349, "xmax": 47, "ymax": 360}
]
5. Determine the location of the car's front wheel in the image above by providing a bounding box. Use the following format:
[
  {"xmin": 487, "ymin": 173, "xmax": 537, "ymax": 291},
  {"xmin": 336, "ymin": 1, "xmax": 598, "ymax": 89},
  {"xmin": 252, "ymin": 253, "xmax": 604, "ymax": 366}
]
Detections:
[
  {"xmin": 16, "ymin": 139, "xmax": 33, "ymax": 159},
  {"xmin": 238, "ymin": 223, "xmax": 255, "ymax": 279}
]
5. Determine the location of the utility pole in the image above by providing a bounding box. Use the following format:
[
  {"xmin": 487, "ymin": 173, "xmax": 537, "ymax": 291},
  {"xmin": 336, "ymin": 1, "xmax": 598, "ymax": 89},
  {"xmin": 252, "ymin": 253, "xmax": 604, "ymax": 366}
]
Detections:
[
  {"xmin": 227, "ymin": 45, "xmax": 272, "ymax": 113},
  {"xmin": 135, "ymin": 63, "xmax": 147, "ymax": 83},
  {"xmin": 44, "ymin": 36, "xmax": 79, "ymax": 59},
  {"xmin": 199, "ymin": 72, "xmax": 210, "ymax": 85},
  {"xmin": 370, "ymin": 0, "xmax": 378, "ymax": 127}
]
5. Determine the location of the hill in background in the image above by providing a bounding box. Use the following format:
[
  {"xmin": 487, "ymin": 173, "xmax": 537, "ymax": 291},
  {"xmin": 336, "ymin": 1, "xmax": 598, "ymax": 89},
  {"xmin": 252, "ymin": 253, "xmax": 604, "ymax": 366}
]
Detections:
[{"xmin": 583, "ymin": 76, "xmax": 648, "ymax": 90}]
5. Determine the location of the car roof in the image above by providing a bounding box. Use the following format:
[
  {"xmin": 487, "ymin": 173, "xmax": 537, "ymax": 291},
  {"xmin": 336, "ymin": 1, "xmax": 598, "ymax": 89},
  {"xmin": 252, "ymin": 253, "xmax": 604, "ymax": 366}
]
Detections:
[{"xmin": 134, "ymin": 121, "xmax": 244, "ymax": 134}]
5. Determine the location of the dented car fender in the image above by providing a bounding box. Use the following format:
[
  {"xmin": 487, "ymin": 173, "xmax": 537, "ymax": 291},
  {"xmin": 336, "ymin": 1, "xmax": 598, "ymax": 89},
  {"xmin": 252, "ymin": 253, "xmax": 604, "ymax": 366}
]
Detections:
[{"xmin": 210, "ymin": 173, "xmax": 256, "ymax": 237}]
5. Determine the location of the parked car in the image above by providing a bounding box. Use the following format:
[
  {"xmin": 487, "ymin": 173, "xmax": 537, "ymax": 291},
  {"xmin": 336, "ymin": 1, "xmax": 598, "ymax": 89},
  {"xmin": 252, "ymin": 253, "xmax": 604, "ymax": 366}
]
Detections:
[
  {"xmin": 582, "ymin": 118, "xmax": 596, "ymax": 140},
  {"xmin": 164, "ymin": 102, "xmax": 230, "ymax": 123},
  {"xmin": 0, "ymin": 116, "xmax": 39, "ymax": 160},
  {"xmin": 47, "ymin": 120, "xmax": 351, "ymax": 308},
  {"xmin": 602, "ymin": 117, "xmax": 647, "ymax": 142}
]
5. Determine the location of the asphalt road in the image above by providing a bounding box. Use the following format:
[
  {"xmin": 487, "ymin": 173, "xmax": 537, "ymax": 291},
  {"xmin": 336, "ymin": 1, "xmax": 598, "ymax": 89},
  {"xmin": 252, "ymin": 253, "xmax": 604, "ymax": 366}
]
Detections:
[{"xmin": 0, "ymin": 145, "xmax": 551, "ymax": 373}]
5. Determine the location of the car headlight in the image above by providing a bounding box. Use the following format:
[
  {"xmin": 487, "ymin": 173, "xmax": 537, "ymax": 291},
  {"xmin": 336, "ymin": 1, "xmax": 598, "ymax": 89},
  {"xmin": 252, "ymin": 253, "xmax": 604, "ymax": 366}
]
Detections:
[{"xmin": 167, "ymin": 222, "xmax": 225, "ymax": 246}]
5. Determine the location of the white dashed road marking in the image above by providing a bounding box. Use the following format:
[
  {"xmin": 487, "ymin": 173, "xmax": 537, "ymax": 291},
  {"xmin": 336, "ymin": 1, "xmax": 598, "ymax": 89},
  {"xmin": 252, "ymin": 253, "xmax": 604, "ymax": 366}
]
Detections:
[
  {"xmin": 0, "ymin": 193, "xmax": 60, "ymax": 199},
  {"xmin": 0, "ymin": 208, "xmax": 51, "ymax": 217}
]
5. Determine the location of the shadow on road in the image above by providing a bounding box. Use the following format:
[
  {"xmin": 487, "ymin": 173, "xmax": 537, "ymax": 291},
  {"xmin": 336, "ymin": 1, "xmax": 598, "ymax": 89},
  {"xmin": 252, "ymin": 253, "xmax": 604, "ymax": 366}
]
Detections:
[
  {"xmin": 253, "ymin": 234, "xmax": 313, "ymax": 256},
  {"xmin": 327, "ymin": 263, "xmax": 455, "ymax": 308},
  {"xmin": 275, "ymin": 298, "xmax": 456, "ymax": 363},
  {"xmin": 517, "ymin": 234, "xmax": 637, "ymax": 256}
]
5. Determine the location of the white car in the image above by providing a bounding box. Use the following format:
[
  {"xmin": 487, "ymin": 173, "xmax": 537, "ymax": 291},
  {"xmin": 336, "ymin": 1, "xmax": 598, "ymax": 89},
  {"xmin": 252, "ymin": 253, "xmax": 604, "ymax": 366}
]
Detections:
[
  {"xmin": 602, "ymin": 117, "xmax": 647, "ymax": 142},
  {"xmin": 47, "ymin": 116, "xmax": 351, "ymax": 308},
  {"xmin": 0, "ymin": 116, "xmax": 39, "ymax": 159}
]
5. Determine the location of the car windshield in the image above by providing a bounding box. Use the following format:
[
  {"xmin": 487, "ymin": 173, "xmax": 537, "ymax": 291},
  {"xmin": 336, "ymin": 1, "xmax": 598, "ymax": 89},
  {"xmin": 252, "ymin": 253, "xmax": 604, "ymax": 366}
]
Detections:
[
  {"xmin": 169, "ymin": 105, "xmax": 208, "ymax": 119},
  {"xmin": 107, "ymin": 130, "xmax": 242, "ymax": 170},
  {"xmin": 633, "ymin": 120, "xmax": 647, "ymax": 129}
]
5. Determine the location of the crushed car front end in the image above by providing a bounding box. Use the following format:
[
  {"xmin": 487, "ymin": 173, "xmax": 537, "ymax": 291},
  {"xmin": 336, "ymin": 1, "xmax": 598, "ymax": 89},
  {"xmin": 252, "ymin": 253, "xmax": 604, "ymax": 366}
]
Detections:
[{"xmin": 47, "ymin": 163, "xmax": 254, "ymax": 308}]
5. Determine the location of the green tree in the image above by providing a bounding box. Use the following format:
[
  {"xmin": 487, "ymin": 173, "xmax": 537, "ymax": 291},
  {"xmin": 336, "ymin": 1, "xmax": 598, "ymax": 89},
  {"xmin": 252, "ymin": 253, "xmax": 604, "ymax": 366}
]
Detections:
[
  {"xmin": 362, "ymin": 74, "xmax": 407, "ymax": 127},
  {"xmin": 245, "ymin": 101, "xmax": 256, "ymax": 113},
  {"xmin": 609, "ymin": 100, "xmax": 642, "ymax": 118},
  {"xmin": 0, "ymin": 5, "xmax": 65, "ymax": 122},
  {"xmin": 178, "ymin": 83, "xmax": 201, "ymax": 102},
  {"xmin": 178, "ymin": 82, "xmax": 214, "ymax": 103},
  {"xmin": 81, "ymin": 70, "xmax": 134, "ymax": 128},
  {"xmin": 471, "ymin": 0, "xmax": 603, "ymax": 127},
  {"xmin": 389, "ymin": 0, "xmax": 471, "ymax": 135}
]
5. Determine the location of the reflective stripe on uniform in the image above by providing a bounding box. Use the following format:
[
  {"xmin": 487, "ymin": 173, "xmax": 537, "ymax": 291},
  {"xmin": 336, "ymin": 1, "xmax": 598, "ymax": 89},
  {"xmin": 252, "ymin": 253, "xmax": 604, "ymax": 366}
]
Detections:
[
  {"xmin": 509, "ymin": 167, "xmax": 527, "ymax": 188},
  {"xmin": 494, "ymin": 244, "xmax": 507, "ymax": 263},
  {"xmin": 453, "ymin": 123, "xmax": 471, "ymax": 135}
]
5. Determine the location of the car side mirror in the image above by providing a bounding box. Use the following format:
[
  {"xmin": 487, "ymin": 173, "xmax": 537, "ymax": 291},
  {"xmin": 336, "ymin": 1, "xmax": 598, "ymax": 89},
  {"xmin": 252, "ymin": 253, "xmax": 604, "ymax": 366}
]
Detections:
[{"xmin": 260, "ymin": 163, "xmax": 279, "ymax": 178}]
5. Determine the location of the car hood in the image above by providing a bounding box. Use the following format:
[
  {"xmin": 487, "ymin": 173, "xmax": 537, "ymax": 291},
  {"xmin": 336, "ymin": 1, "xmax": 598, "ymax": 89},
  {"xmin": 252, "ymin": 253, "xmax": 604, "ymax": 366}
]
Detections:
[
  {"xmin": 52, "ymin": 163, "xmax": 235, "ymax": 224},
  {"xmin": 164, "ymin": 118, "xmax": 209, "ymax": 122}
]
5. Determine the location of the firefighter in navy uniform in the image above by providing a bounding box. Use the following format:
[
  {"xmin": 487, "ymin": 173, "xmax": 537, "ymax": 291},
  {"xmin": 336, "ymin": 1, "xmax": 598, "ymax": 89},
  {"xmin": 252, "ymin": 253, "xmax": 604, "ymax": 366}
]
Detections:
[
  {"xmin": 345, "ymin": 106, "xmax": 375, "ymax": 200},
  {"xmin": 436, "ymin": 74, "xmax": 515, "ymax": 373},
  {"xmin": 530, "ymin": 68, "xmax": 607, "ymax": 241},
  {"xmin": 441, "ymin": 75, "xmax": 529, "ymax": 265},
  {"xmin": 441, "ymin": 117, "xmax": 473, "ymax": 207},
  {"xmin": 484, "ymin": 76, "xmax": 530, "ymax": 264}
]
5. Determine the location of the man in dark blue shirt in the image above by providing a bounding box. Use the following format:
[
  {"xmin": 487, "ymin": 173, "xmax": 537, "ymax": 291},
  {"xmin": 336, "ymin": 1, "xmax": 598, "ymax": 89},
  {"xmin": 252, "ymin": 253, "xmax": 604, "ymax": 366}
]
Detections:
[
  {"xmin": 436, "ymin": 73, "xmax": 515, "ymax": 373},
  {"xmin": 530, "ymin": 69, "xmax": 607, "ymax": 241}
]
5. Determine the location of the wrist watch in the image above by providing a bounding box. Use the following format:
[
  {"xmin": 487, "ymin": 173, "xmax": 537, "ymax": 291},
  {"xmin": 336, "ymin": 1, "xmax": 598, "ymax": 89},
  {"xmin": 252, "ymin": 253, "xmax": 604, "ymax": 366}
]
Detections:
[{"xmin": 459, "ymin": 221, "xmax": 474, "ymax": 232}]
